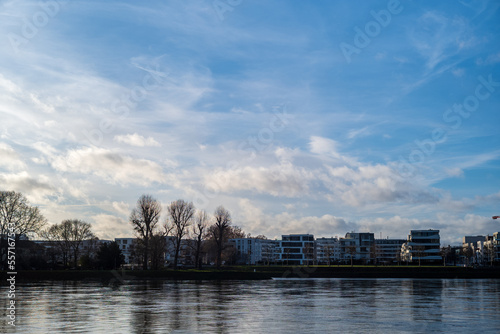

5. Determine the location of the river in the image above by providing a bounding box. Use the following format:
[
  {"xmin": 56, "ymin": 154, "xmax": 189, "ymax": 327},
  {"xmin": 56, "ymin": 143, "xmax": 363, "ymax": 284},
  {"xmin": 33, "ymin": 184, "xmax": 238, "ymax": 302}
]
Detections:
[{"xmin": 2, "ymin": 278, "xmax": 500, "ymax": 333}]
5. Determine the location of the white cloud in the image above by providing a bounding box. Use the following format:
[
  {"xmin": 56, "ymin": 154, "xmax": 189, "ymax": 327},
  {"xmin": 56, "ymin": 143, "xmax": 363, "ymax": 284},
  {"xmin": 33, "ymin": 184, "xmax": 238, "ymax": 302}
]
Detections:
[
  {"xmin": 445, "ymin": 167, "xmax": 464, "ymax": 178},
  {"xmin": 206, "ymin": 162, "xmax": 314, "ymax": 197},
  {"xmin": 0, "ymin": 74, "xmax": 21, "ymax": 94},
  {"xmin": 112, "ymin": 201, "xmax": 131, "ymax": 217},
  {"xmin": 113, "ymin": 133, "xmax": 161, "ymax": 147},
  {"xmin": 0, "ymin": 171, "xmax": 57, "ymax": 203},
  {"xmin": 234, "ymin": 199, "xmax": 356, "ymax": 239},
  {"xmin": 309, "ymin": 136, "xmax": 340, "ymax": 157},
  {"xmin": 0, "ymin": 142, "xmax": 26, "ymax": 170},
  {"xmin": 50, "ymin": 147, "xmax": 167, "ymax": 186},
  {"xmin": 91, "ymin": 214, "xmax": 132, "ymax": 240},
  {"xmin": 325, "ymin": 164, "xmax": 438, "ymax": 207},
  {"xmin": 347, "ymin": 126, "xmax": 371, "ymax": 139},
  {"xmin": 451, "ymin": 68, "xmax": 465, "ymax": 77}
]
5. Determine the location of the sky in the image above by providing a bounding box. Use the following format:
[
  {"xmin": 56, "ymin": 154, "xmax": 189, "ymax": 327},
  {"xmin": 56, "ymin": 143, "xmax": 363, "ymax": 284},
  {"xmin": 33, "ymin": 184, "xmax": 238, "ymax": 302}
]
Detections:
[{"xmin": 0, "ymin": 0, "xmax": 499, "ymax": 245}]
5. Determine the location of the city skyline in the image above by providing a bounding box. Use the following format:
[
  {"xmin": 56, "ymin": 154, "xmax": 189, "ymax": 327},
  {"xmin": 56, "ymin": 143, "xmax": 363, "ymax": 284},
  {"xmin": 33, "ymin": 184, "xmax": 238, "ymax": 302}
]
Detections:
[{"xmin": 1, "ymin": 1, "xmax": 499, "ymax": 246}]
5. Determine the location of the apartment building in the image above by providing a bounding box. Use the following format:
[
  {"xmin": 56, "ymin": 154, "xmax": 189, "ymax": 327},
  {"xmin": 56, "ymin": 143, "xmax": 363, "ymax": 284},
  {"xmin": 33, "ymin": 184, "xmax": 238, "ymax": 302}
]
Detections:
[
  {"xmin": 115, "ymin": 238, "xmax": 137, "ymax": 264},
  {"xmin": 401, "ymin": 229, "xmax": 441, "ymax": 263},
  {"xmin": 375, "ymin": 238, "xmax": 406, "ymax": 264},
  {"xmin": 278, "ymin": 234, "xmax": 315, "ymax": 265},
  {"xmin": 340, "ymin": 232, "xmax": 375, "ymax": 264},
  {"xmin": 482, "ymin": 232, "xmax": 500, "ymax": 264},
  {"xmin": 316, "ymin": 237, "xmax": 341, "ymax": 264},
  {"xmin": 230, "ymin": 238, "xmax": 279, "ymax": 265}
]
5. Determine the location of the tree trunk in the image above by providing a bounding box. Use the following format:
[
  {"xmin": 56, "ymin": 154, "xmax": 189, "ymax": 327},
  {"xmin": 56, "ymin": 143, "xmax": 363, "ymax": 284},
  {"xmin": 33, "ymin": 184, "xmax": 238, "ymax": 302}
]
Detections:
[
  {"xmin": 143, "ymin": 238, "xmax": 148, "ymax": 270},
  {"xmin": 74, "ymin": 248, "xmax": 78, "ymax": 268},
  {"xmin": 174, "ymin": 239, "xmax": 181, "ymax": 269},
  {"xmin": 195, "ymin": 238, "xmax": 201, "ymax": 269}
]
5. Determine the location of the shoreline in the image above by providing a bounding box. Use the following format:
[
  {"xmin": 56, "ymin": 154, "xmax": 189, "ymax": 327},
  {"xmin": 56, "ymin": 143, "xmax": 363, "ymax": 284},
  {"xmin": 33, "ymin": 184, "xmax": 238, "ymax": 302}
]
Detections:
[{"xmin": 2, "ymin": 266, "xmax": 500, "ymax": 282}]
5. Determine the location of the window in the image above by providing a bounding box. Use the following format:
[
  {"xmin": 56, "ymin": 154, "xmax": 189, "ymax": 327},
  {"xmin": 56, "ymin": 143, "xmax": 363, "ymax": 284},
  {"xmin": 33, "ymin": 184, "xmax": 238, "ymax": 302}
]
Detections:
[{"xmin": 283, "ymin": 248, "xmax": 301, "ymax": 253}]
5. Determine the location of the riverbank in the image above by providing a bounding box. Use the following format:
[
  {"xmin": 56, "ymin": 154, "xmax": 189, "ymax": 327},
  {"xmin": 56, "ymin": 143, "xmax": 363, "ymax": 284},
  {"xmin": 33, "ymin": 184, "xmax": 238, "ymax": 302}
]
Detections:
[{"xmin": 2, "ymin": 266, "xmax": 500, "ymax": 282}]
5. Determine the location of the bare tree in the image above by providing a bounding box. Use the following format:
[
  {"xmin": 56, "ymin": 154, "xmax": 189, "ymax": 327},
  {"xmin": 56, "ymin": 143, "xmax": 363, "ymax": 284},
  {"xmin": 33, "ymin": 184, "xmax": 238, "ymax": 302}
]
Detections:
[
  {"xmin": 130, "ymin": 195, "xmax": 162, "ymax": 270},
  {"xmin": 413, "ymin": 245, "xmax": 426, "ymax": 266},
  {"xmin": 346, "ymin": 245, "xmax": 356, "ymax": 267},
  {"xmin": 149, "ymin": 232, "xmax": 167, "ymax": 270},
  {"xmin": 67, "ymin": 219, "xmax": 95, "ymax": 267},
  {"xmin": 485, "ymin": 243, "xmax": 495, "ymax": 266},
  {"xmin": 81, "ymin": 236, "xmax": 100, "ymax": 269},
  {"xmin": 461, "ymin": 245, "xmax": 474, "ymax": 267},
  {"xmin": 440, "ymin": 246, "xmax": 450, "ymax": 266},
  {"xmin": 41, "ymin": 219, "xmax": 95, "ymax": 268},
  {"xmin": 210, "ymin": 206, "xmax": 231, "ymax": 269},
  {"xmin": 191, "ymin": 210, "xmax": 208, "ymax": 269},
  {"xmin": 41, "ymin": 223, "xmax": 72, "ymax": 268},
  {"xmin": 323, "ymin": 245, "xmax": 333, "ymax": 266},
  {"xmin": 0, "ymin": 191, "xmax": 47, "ymax": 266},
  {"xmin": 227, "ymin": 225, "xmax": 246, "ymax": 239},
  {"xmin": 370, "ymin": 243, "xmax": 379, "ymax": 266},
  {"xmin": 165, "ymin": 199, "xmax": 195, "ymax": 269},
  {"xmin": 303, "ymin": 242, "xmax": 314, "ymax": 266},
  {"xmin": 0, "ymin": 191, "xmax": 24, "ymax": 241}
]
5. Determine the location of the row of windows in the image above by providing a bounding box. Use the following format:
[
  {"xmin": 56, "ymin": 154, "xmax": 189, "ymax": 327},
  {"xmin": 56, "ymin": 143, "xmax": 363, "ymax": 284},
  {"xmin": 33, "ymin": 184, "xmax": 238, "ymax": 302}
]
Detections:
[
  {"xmin": 283, "ymin": 236, "xmax": 315, "ymax": 241},
  {"xmin": 281, "ymin": 242, "xmax": 314, "ymax": 247},
  {"xmin": 410, "ymin": 239, "xmax": 440, "ymax": 244},
  {"xmin": 281, "ymin": 254, "xmax": 304, "ymax": 259},
  {"xmin": 411, "ymin": 232, "xmax": 439, "ymax": 237}
]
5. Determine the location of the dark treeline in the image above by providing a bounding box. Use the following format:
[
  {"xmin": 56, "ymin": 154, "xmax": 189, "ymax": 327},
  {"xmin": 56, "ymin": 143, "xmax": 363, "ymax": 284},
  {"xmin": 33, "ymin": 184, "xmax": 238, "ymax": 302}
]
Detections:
[{"xmin": 1, "ymin": 191, "xmax": 252, "ymax": 270}]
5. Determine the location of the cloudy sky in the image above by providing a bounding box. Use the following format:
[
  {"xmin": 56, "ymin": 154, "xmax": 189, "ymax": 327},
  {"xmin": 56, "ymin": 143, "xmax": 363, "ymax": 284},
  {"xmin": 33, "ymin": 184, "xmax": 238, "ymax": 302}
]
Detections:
[{"xmin": 1, "ymin": 0, "xmax": 499, "ymax": 245}]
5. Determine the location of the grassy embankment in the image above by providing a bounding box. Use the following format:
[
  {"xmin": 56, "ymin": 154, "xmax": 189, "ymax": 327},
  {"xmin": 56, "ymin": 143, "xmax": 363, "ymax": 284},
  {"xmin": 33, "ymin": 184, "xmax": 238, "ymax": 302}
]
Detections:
[{"xmin": 2, "ymin": 265, "xmax": 500, "ymax": 282}]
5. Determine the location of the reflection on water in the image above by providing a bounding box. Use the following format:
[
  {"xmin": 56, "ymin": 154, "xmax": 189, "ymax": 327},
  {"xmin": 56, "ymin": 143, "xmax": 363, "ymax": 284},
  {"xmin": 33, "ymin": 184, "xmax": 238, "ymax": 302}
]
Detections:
[{"xmin": 1, "ymin": 278, "xmax": 500, "ymax": 333}]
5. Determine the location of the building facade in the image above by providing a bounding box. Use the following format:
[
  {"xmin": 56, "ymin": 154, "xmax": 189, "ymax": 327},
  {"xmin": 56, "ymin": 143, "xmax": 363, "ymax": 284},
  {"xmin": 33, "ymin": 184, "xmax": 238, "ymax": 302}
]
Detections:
[
  {"xmin": 401, "ymin": 229, "xmax": 441, "ymax": 264},
  {"xmin": 375, "ymin": 238, "xmax": 406, "ymax": 264},
  {"xmin": 230, "ymin": 238, "xmax": 279, "ymax": 265},
  {"xmin": 316, "ymin": 237, "xmax": 341, "ymax": 264},
  {"xmin": 278, "ymin": 234, "xmax": 315, "ymax": 265},
  {"xmin": 115, "ymin": 238, "xmax": 137, "ymax": 264},
  {"xmin": 340, "ymin": 232, "xmax": 375, "ymax": 264}
]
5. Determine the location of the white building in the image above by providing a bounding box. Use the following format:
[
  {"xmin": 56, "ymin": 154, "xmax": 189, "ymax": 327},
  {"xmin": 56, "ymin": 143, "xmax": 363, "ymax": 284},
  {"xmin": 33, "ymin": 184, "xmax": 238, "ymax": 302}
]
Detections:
[
  {"xmin": 316, "ymin": 237, "xmax": 341, "ymax": 264},
  {"xmin": 230, "ymin": 238, "xmax": 278, "ymax": 265},
  {"xmin": 401, "ymin": 229, "xmax": 441, "ymax": 263},
  {"xmin": 115, "ymin": 238, "xmax": 137, "ymax": 264},
  {"xmin": 482, "ymin": 232, "xmax": 500, "ymax": 265},
  {"xmin": 278, "ymin": 234, "xmax": 315, "ymax": 265},
  {"xmin": 462, "ymin": 235, "xmax": 486, "ymax": 265},
  {"xmin": 340, "ymin": 232, "xmax": 375, "ymax": 263},
  {"xmin": 375, "ymin": 238, "xmax": 406, "ymax": 264}
]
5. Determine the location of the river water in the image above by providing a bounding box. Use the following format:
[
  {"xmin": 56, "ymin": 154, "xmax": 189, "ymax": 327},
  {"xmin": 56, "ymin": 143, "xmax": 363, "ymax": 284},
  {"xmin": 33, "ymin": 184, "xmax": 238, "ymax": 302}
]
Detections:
[{"xmin": 2, "ymin": 278, "xmax": 500, "ymax": 333}]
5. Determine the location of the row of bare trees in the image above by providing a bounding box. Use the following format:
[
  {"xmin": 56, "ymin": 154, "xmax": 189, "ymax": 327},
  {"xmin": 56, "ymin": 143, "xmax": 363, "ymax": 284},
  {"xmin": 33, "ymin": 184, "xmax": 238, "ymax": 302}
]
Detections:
[
  {"xmin": 130, "ymin": 194, "xmax": 243, "ymax": 270},
  {"xmin": 1, "ymin": 190, "xmax": 112, "ymax": 269},
  {"xmin": 41, "ymin": 219, "xmax": 96, "ymax": 268},
  {"xmin": 0, "ymin": 191, "xmax": 48, "ymax": 269},
  {"xmin": 0, "ymin": 191, "xmax": 47, "ymax": 241}
]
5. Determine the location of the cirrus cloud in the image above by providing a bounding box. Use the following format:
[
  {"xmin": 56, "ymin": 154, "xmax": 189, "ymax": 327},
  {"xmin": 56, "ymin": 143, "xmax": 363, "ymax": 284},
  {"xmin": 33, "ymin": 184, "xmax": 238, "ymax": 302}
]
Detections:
[{"xmin": 113, "ymin": 133, "xmax": 161, "ymax": 147}]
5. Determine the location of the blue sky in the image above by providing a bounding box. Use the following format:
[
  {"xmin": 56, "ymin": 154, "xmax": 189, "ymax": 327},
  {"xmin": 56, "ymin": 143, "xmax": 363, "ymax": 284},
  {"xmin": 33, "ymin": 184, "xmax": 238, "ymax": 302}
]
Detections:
[{"xmin": 1, "ymin": 0, "xmax": 499, "ymax": 245}]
